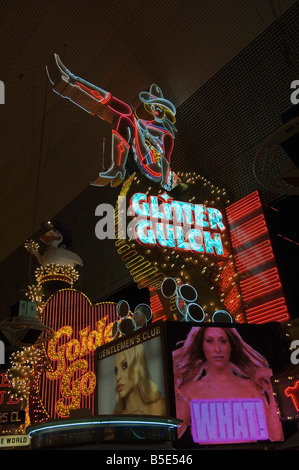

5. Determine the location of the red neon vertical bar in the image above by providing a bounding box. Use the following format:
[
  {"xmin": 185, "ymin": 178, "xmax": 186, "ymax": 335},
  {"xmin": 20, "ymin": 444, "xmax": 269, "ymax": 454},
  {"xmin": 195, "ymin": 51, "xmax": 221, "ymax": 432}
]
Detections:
[{"xmin": 226, "ymin": 191, "xmax": 290, "ymax": 324}]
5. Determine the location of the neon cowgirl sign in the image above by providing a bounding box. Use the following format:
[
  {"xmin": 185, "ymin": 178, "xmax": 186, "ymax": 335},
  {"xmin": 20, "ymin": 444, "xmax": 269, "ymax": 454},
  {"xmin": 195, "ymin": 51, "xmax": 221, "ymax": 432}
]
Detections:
[{"xmin": 130, "ymin": 192, "xmax": 226, "ymax": 256}]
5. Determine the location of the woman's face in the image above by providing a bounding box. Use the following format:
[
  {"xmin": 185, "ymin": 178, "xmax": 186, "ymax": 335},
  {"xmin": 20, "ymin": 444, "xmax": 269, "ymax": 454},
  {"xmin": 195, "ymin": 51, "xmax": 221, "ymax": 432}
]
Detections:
[
  {"xmin": 202, "ymin": 328, "xmax": 232, "ymax": 370},
  {"xmin": 114, "ymin": 352, "xmax": 132, "ymax": 399}
]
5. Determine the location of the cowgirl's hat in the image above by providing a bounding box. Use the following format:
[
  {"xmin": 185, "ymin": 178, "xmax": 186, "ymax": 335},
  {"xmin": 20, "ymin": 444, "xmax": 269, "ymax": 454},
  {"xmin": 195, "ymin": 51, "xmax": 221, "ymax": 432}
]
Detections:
[{"xmin": 139, "ymin": 84, "xmax": 176, "ymax": 122}]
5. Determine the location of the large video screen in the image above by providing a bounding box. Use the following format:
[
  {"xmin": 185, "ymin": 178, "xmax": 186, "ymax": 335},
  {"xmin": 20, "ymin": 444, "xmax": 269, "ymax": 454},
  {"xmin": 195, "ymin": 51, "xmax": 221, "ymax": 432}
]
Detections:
[
  {"xmin": 96, "ymin": 322, "xmax": 168, "ymax": 416},
  {"xmin": 167, "ymin": 322, "xmax": 287, "ymax": 447}
]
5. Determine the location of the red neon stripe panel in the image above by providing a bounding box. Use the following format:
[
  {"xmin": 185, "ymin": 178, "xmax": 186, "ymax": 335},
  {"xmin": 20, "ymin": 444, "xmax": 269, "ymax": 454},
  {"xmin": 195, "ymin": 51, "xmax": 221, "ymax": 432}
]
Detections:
[
  {"xmin": 245, "ymin": 297, "xmax": 289, "ymax": 323},
  {"xmin": 226, "ymin": 190, "xmax": 290, "ymax": 324},
  {"xmin": 226, "ymin": 191, "xmax": 261, "ymax": 224},
  {"xmin": 234, "ymin": 240, "xmax": 274, "ymax": 273},
  {"xmin": 240, "ymin": 268, "xmax": 282, "ymax": 301},
  {"xmin": 230, "ymin": 214, "xmax": 267, "ymax": 246}
]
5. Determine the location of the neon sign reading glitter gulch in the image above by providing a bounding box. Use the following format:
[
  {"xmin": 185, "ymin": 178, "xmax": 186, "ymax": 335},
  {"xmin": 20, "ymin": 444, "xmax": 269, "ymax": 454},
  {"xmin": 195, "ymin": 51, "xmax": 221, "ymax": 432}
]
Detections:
[{"xmin": 130, "ymin": 192, "xmax": 226, "ymax": 255}]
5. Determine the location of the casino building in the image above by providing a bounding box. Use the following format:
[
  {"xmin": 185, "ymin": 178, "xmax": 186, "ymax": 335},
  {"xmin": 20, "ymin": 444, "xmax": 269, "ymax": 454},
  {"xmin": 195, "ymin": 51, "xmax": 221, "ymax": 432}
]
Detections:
[{"xmin": 0, "ymin": 1, "xmax": 299, "ymax": 451}]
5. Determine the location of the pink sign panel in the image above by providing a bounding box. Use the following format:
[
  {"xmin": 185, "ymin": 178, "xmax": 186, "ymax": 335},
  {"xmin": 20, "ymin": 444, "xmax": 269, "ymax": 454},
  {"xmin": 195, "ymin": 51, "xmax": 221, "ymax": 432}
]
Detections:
[{"xmin": 190, "ymin": 398, "xmax": 269, "ymax": 444}]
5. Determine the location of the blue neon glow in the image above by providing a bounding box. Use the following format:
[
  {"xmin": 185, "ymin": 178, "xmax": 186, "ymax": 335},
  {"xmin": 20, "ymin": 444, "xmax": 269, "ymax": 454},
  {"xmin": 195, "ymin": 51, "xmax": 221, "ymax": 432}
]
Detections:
[
  {"xmin": 171, "ymin": 200, "xmax": 194, "ymax": 225},
  {"xmin": 188, "ymin": 229, "xmax": 204, "ymax": 253},
  {"xmin": 204, "ymin": 231, "xmax": 224, "ymax": 255},
  {"xmin": 27, "ymin": 419, "xmax": 180, "ymax": 437},
  {"xmin": 135, "ymin": 219, "xmax": 156, "ymax": 245},
  {"xmin": 178, "ymin": 284, "xmax": 198, "ymax": 302},
  {"xmin": 194, "ymin": 205, "xmax": 209, "ymax": 228},
  {"xmin": 131, "ymin": 193, "xmax": 150, "ymax": 217},
  {"xmin": 175, "ymin": 226, "xmax": 189, "ymax": 251},
  {"xmin": 162, "ymin": 202, "xmax": 172, "ymax": 220},
  {"xmin": 207, "ymin": 208, "xmax": 226, "ymax": 231},
  {"xmin": 150, "ymin": 196, "xmax": 165, "ymax": 219},
  {"xmin": 156, "ymin": 223, "xmax": 175, "ymax": 248},
  {"xmin": 187, "ymin": 303, "xmax": 205, "ymax": 322},
  {"xmin": 212, "ymin": 310, "xmax": 233, "ymax": 323}
]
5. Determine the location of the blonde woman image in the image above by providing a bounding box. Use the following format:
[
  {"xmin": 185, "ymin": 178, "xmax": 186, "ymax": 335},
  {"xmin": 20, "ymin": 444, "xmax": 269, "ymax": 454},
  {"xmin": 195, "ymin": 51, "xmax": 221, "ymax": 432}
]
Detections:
[
  {"xmin": 173, "ymin": 326, "xmax": 284, "ymax": 442},
  {"xmin": 114, "ymin": 344, "xmax": 166, "ymax": 416}
]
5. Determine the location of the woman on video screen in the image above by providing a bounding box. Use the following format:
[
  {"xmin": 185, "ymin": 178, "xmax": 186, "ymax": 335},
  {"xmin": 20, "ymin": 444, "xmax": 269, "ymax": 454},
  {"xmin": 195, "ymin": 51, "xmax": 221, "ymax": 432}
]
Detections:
[
  {"xmin": 173, "ymin": 326, "xmax": 283, "ymax": 442},
  {"xmin": 113, "ymin": 344, "xmax": 166, "ymax": 416}
]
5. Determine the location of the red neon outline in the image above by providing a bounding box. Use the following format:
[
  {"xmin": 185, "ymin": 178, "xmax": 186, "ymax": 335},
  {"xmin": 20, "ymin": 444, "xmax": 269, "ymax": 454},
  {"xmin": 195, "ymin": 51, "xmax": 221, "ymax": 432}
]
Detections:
[
  {"xmin": 226, "ymin": 191, "xmax": 262, "ymax": 224},
  {"xmin": 75, "ymin": 81, "xmax": 111, "ymax": 104},
  {"xmin": 230, "ymin": 214, "xmax": 267, "ymax": 246},
  {"xmin": 284, "ymin": 380, "xmax": 299, "ymax": 411},
  {"xmin": 112, "ymin": 129, "xmax": 130, "ymax": 166},
  {"xmin": 246, "ymin": 297, "xmax": 289, "ymax": 323},
  {"xmin": 133, "ymin": 116, "xmax": 163, "ymax": 179}
]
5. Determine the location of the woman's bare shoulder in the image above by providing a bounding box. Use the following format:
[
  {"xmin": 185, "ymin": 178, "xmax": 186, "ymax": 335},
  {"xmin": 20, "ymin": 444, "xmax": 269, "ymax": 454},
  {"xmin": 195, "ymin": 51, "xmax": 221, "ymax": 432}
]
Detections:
[
  {"xmin": 149, "ymin": 397, "xmax": 167, "ymax": 416},
  {"xmin": 180, "ymin": 378, "xmax": 207, "ymax": 400}
]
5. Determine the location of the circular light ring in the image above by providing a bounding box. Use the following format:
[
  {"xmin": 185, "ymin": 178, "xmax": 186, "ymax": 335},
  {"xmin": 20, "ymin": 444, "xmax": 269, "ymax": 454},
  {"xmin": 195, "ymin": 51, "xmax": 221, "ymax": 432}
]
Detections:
[
  {"xmin": 212, "ymin": 310, "xmax": 233, "ymax": 323},
  {"xmin": 133, "ymin": 303, "xmax": 152, "ymax": 322},
  {"xmin": 119, "ymin": 317, "xmax": 136, "ymax": 335},
  {"xmin": 178, "ymin": 284, "xmax": 197, "ymax": 303},
  {"xmin": 161, "ymin": 277, "xmax": 177, "ymax": 298},
  {"xmin": 116, "ymin": 300, "xmax": 130, "ymax": 319},
  {"xmin": 187, "ymin": 303, "xmax": 205, "ymax": 322},
  {"xmin": 111, "ymin": 321, "xmax": 120, "ymax": 338},
  {"xmin": 132, "ymin": 311, "xmax": 147, "ymax": 329}
]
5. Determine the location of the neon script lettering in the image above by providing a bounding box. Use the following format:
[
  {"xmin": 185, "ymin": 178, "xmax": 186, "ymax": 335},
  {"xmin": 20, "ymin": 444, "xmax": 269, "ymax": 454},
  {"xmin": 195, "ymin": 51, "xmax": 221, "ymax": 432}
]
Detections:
[
  {"xmin": 130, "ymin": 192, "xmax": 226, "ymax": 256},
  {"xmin": 46, "ymin": 319, "xmax": 107, "ymax": 417},
  {"xmin": 284, "ymin": 380, "xmax": 299, "ymax": 411}
]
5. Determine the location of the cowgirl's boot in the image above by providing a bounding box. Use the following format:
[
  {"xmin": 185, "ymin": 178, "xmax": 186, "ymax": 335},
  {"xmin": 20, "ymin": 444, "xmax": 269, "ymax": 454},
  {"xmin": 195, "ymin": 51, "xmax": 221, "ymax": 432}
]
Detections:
[
  {"xmin": 160, "ymin": 155, "xmax": 172, "ymax": 190},
  {"xmin": 91, "ymin": 131, "xmax": 129, "ymax": 187},
  {"xmin": 160, "ymin": 156, "xmax": 181, "ymax": 190}
]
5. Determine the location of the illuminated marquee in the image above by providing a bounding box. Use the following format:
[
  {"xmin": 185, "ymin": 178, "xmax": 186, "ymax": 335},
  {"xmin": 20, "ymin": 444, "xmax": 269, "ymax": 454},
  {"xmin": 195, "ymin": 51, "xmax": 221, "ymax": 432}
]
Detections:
[
  {"xmin": 130, "ymin": 192, "xmax": 226, "ymax": 256},
  {"xmin": 46, "ymin": 320, "xmax": 106, "ymax": 417},
  {"xmin": 35, "ymin": 289, "xmax": 118, "ymax": 422}
]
